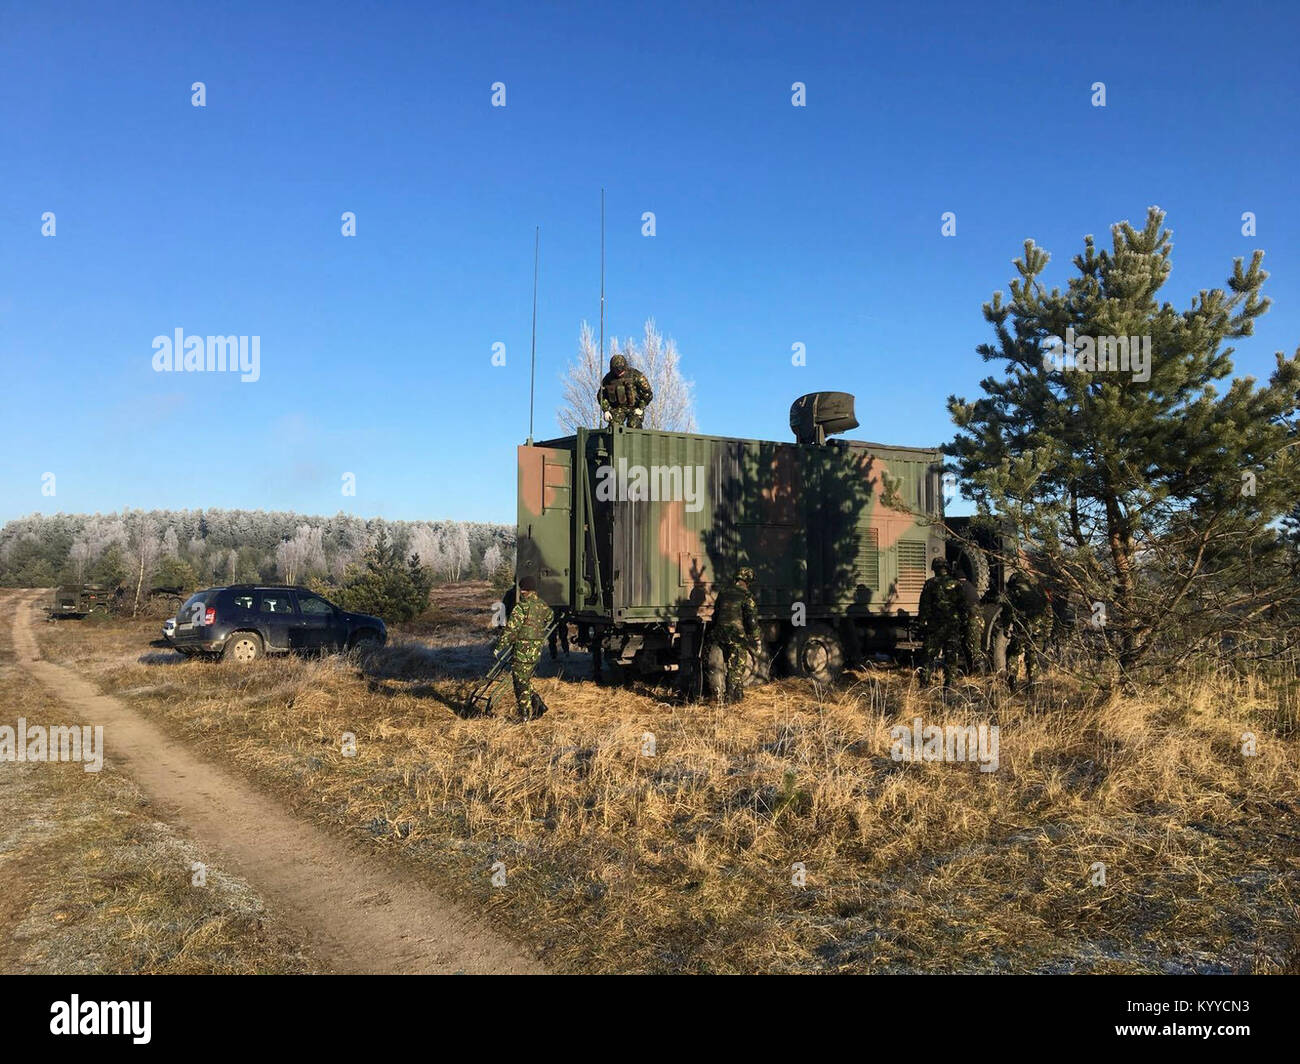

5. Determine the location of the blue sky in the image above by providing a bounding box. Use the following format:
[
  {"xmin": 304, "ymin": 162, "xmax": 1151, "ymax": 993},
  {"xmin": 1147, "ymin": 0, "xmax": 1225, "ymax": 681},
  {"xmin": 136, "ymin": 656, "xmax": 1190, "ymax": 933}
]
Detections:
[{"xmin": 2, "ymin": 0, "xmax": 1297, "ymax": 525}]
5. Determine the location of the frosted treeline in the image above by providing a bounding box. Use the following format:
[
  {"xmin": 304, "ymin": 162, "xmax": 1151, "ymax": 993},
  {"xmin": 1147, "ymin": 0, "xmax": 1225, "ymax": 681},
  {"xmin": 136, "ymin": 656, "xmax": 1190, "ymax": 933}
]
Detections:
[{"xmin": 0, "ymin": 509, "xmax": 515, "ymax": 589}]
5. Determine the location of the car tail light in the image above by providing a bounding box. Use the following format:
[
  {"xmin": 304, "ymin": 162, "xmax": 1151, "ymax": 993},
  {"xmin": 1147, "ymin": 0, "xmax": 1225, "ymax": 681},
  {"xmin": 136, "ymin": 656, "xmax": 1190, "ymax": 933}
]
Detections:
[{"xmin": 204, "ymin": 607, "xmax": 216, "ymax": 626}]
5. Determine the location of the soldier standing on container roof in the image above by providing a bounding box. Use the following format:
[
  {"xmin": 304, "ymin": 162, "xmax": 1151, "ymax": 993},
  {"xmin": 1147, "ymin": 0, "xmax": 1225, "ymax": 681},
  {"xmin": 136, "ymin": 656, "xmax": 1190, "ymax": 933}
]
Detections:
[
  {"xmin": 598, "ymin": 353, "xmax": 654, "ymax": 428},
  {"xmin": 710, "ymin": 566, "xmax": 760, "ymax": 705},
  {"xmin": 496, "ymin": 575, "xmax": 553, "ymax": 719},
  {"xmin": 918, "ymin": 558, "xmax": 964, "ymax": 687}
]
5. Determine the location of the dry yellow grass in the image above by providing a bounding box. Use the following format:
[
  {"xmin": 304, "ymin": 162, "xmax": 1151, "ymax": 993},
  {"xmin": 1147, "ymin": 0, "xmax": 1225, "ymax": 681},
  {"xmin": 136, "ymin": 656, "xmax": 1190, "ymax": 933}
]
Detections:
[
  {"xmin": 32, "ymin": 588, "xmax": 1300, "ymax": 974},
  {"xmin": 0, "ymin": 616, "xmax": 315, "ymax": 974}
]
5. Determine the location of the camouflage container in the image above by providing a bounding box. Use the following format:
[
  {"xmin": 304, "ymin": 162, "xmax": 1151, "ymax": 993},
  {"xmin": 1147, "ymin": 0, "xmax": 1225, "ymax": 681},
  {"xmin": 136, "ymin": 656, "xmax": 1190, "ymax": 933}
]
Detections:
[{"xmin": 517, "ymin": 393, "xmax": 947, "ymax": 680}]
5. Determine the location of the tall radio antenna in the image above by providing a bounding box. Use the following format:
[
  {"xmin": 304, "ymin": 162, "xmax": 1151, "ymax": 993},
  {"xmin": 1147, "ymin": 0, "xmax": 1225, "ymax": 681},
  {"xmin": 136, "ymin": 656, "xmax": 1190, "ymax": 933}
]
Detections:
[
  {"xmin": 599, "ymin": 188, "xmax": 606, "ymax": 373},
  {"xmin": 528, "ymin": 226, "xmax": 539, "ymax": 443}
]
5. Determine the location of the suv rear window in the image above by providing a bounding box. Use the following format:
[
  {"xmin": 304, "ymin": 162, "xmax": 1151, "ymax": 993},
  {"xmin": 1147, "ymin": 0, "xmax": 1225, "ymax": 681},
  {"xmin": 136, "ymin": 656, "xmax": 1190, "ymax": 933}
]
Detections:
[{"xmin": 178, "ymin": 590, "xmax": 216, "ymax": 625}]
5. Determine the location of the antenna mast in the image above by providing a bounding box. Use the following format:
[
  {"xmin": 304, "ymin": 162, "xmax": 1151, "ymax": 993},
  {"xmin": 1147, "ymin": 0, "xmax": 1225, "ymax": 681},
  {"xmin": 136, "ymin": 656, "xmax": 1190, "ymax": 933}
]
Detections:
[
  {"xmin": 529, "ymin": 226, "xmax": 539, "ymax": 443},
  {"xmin": 599, "ymin": 188, "xmax": 605, "ymax": 373}
]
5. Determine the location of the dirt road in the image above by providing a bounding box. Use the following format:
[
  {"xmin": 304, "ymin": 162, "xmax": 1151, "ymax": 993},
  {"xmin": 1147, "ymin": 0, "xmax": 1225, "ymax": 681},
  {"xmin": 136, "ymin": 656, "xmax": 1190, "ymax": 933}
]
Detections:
[{"xmin": 9, "ymin": 591, "xmax": 544, "ymax": 975}]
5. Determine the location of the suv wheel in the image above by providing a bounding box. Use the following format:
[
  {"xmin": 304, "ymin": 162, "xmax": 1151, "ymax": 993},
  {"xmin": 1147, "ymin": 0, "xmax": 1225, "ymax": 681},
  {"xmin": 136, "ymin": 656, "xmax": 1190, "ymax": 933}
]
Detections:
[{"xmin": 222, "ymin": 632, "xmax": 263, "ymax": 664}]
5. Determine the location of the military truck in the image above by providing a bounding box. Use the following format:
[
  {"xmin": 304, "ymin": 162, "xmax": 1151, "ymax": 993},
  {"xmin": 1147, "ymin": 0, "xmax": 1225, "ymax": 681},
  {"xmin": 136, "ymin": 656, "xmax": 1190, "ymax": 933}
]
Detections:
[
  {"xmin": 517, "ymin": 392, "xmax": 1001, "ymax": 697},
  {"xmin": 48, "ymin": 584, "xmax": 117, "ymax": 619}
]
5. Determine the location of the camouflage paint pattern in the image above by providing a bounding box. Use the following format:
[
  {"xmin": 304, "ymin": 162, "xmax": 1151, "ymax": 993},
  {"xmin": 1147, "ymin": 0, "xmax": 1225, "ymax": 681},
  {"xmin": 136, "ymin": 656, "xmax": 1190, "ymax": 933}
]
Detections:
[{"xmin": 518, "ymin": 423, "xmax": 945, "ymax": 627}]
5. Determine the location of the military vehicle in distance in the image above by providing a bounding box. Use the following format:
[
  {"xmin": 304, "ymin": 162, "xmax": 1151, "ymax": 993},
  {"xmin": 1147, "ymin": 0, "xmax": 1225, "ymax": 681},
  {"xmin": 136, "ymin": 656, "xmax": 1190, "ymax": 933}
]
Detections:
[
  {"xmin": 48, "ymin": 584, "xmax": 118, "ymax": 619},
  {"xmin": 517, "ymin": 391, "xmax": 1001, "ymax": 697}
]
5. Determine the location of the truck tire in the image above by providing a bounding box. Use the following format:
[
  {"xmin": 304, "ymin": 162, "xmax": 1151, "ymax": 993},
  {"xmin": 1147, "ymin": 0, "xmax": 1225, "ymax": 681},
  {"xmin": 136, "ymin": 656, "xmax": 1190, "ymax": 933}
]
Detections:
[
  {"xmin": 785, "ymin": 623, "xmax": 844, "ymax": 683},
  {"xmin": 222, "ymin": 631, "xmax": 263, "ymax": 664},
  {"xmin": 949, "ymin": 542, "xmax": 991, "ymax": 598}
]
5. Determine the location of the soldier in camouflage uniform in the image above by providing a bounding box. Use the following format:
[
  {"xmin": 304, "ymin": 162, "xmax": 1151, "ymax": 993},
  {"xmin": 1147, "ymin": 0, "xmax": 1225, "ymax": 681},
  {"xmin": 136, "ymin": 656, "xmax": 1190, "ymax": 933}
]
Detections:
[
  {"xmin": 956, "ymin": 573, "xmax": 984, "ymax": 675},
  {"xmin": 710, "ymin": 566, "xmax": 759, "ymax": 705},
  {"xmin": 918, "ymin": 558, "xmax": 965, "ymax": 687},
  {"xmin": 598, "ymin": 353, "xmax": 654, "ymax": 428},
  {"xmin": 503, "ymin": 584, "xmax": 569, "ymax": 660},
  {"xmin": 496, "ymin": 575, "xmax": 554, "ymax": 718},
  {"xmin": 1000, "ymin": 568, "xmax": 1050, "ymax": 691}
]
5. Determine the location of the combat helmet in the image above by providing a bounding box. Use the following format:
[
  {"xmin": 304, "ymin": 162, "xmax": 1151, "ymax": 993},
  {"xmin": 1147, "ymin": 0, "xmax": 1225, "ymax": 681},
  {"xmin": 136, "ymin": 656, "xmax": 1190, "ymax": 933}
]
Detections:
[
  {"xmin": 735, "ymin": 566, "xmax": 755, "ymax": 584},
  {"xmin": 609, "ymin": 353, "xmax": 628, "ymax": 372}
]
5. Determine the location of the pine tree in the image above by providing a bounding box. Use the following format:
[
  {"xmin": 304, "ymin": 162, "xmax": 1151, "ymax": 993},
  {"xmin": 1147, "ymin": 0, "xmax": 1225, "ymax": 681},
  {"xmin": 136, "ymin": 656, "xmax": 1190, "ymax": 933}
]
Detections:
[
  {"xmin": 405, "ymin": 552, "xmax": 432, "ymax": 617},
  {"xmin": 336, "ymin": 527, "xmax": 429, "ymax": 623},
  {"xmin": 948, "ymin": 207, "xmax": 1300, "ymax": 672}
]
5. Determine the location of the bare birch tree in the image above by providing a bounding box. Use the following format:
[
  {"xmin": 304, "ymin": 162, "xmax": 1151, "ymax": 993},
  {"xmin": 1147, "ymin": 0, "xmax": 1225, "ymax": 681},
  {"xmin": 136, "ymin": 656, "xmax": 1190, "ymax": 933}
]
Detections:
[
  {"xmin": 128, "ymin": 514, "xmax": 161, "ymax": 616},
  {"xmin": 557, "ymin": 318, "xmax": 697, "ymax": 433},
  {"xmin": 276, "ymin": 524, "xmax": 325, "ymax": 584},
  {"xmin": 68, "ymin": 540, "xmax": 91, "ymax": 582},
  {"xmin": 612, "ymin": 319, "xmax": 697, "ymax": 432},
  {"xmin": 557, "ymin": 320, "xmax": 605, "ymax": 433},
  {"xmin": 443, "ymin": 524, "xmax": 471, "ymax": 582},
  {"xmin": 407, "ymin": 524, "xmax": 443, "ymax": 574}
]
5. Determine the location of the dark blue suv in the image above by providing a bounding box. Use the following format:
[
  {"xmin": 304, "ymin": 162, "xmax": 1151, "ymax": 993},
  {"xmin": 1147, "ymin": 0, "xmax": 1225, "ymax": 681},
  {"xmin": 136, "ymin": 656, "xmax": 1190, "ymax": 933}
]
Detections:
[{"xmin": 167, "ymin": 585, "xmax": 387, "ymax": 662}]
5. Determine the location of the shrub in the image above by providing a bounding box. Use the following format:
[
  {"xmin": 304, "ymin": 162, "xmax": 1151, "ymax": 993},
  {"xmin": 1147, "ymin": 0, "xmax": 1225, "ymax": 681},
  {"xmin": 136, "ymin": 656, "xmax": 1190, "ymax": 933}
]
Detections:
[{"xmin": 334, "ymin": 528, "xmax": 432, "ymax": 623}]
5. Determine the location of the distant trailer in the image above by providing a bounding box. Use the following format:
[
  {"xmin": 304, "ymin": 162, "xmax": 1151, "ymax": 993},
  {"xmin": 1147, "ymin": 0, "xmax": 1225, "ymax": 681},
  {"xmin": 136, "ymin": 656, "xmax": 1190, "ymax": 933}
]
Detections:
[
  {"xmin": 48, "ymin": 584, "xmax": 115, "ymax": 619},
  {"xmin": 516, "ymin": 391, "xmax": 1001, "ymax": 698}
]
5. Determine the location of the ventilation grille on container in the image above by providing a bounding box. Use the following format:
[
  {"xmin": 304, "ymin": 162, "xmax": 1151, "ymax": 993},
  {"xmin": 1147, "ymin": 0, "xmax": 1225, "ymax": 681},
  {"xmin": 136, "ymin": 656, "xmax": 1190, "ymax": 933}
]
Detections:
[
  {"xmin": 897, "ymin": 540, "xmax": 928, "ymax": 594},
  {"xmin": 855, "ymin": 527, "xmax": 880, "ymax": 589}
]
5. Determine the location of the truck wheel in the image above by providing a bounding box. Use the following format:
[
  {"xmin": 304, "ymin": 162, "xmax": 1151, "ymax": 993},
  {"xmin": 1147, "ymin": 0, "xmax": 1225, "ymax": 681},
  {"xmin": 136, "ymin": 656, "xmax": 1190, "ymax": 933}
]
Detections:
[
  {"xmin": 786, "ymin": 623, "xmax": 844, "ymax": 683},
  {"xmin": 222, "ymin": 632, "xmax": 263, "ymax": 664},
  {"xmin": 948, "ymin": 542, "xmax": 991, "ymax": 597}
]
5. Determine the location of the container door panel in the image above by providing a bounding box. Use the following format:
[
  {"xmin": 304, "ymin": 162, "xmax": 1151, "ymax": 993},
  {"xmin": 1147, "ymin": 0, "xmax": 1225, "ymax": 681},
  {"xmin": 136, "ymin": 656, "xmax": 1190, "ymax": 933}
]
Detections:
[{"xmin": 517, "ymin": 445, "xmax": 572, "ymax": 608}]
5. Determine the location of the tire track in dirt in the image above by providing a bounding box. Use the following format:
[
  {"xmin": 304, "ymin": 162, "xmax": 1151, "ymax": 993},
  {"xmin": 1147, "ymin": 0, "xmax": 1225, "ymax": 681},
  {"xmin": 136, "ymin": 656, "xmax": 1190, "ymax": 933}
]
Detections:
[{"xmin": 8, "ymin": 591, "xmax": 545, "ymax": 975}]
